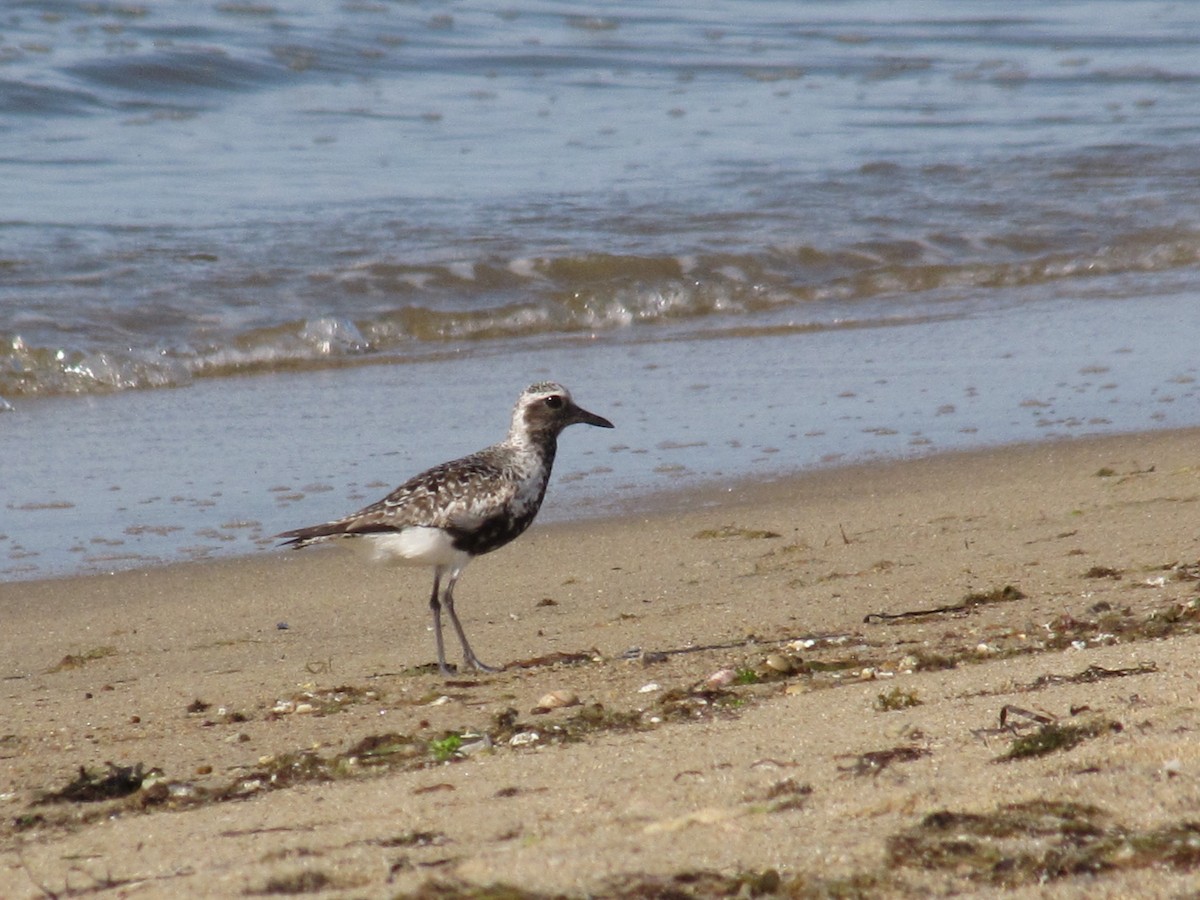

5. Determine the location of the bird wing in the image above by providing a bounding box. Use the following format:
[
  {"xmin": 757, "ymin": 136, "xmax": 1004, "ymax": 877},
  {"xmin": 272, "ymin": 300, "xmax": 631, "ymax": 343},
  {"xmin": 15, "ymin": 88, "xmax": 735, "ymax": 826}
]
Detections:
[
  {"xmin": 276, "ymin": 448, "xmax": 519, "ymax": 546},
  {"xmin": 367, "ymin": 451, "xmax": 518, "ymax": 532}
]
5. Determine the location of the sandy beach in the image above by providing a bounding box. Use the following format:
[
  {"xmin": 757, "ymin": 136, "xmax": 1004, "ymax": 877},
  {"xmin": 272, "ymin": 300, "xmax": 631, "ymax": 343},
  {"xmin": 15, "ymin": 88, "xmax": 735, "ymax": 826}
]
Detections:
[{"xmin": 3, "ymin": 428, "xmax": 1199, "ymax": 898}]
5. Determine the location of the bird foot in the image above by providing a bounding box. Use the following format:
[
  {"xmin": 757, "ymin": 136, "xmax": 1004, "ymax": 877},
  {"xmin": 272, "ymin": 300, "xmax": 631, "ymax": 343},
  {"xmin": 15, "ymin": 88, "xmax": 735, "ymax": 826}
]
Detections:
[
  {"xmin": 436, "ymin": 658, "xmax": 502, "ymax": 678},
  {"xmin": 465, "ymin": 656, "xmax": 502, "ymax": 674}
]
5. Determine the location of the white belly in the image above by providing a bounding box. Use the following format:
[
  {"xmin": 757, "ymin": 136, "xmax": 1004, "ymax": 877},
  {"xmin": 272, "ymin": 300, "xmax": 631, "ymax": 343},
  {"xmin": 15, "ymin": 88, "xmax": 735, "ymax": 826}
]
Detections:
[{"xmin": 359, "ymin": 527, "xmax": 470, "ymax": 570}]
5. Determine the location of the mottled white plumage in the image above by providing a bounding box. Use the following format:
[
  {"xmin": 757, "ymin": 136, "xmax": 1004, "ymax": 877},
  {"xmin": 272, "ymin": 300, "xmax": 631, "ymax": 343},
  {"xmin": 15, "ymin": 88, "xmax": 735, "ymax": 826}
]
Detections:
[
  {"xmin": 363, "ymin": 525, "xmax": 468, "ymax": 568},
  {"xmin": 278, "ymin": 382, "xmax": 613, "ymax": 676}
]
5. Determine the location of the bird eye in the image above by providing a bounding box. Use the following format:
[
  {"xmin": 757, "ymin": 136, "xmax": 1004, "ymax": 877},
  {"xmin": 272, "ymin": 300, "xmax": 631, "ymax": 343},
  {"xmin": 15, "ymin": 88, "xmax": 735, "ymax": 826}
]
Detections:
[{"xmin": 544, "ymin": 395, "xmax": 564, "ymax": 409}]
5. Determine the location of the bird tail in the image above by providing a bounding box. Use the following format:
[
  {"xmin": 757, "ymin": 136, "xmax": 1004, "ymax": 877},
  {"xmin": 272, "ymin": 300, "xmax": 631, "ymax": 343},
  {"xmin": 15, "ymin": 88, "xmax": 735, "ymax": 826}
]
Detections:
[{"xmin": 276, "ymin": 521, "xmax": 352, "ymax": 549}]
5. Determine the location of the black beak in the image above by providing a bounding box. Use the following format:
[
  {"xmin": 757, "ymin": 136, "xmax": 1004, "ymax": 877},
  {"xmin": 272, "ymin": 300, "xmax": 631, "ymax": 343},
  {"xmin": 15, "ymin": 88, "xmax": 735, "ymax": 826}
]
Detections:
[{"xmin": 570, "ymin": 402, "xmax": 614, "ymax": 429}]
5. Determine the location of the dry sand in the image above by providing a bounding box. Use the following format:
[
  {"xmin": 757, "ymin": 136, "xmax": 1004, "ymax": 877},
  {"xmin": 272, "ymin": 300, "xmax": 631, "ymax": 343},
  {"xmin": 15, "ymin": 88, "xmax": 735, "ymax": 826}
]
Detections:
[{"xmin": 2, "ymin": 429, "xmax": 1200, "ymax": 898}]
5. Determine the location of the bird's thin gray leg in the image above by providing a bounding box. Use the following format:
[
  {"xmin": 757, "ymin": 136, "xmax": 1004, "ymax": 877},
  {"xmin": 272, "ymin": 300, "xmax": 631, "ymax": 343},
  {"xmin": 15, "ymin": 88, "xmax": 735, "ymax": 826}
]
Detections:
[
  {"xmin": 429, "ymin": 567, "xmax": 452, "ymax": 677},
  {"xmin": 443, "ymin": 570, "xmax": 501, "ymax": 674}
]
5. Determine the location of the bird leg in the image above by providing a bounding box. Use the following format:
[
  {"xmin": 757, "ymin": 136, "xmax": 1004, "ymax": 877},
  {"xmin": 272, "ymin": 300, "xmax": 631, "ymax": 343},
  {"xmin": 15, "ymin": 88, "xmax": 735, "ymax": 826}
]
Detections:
[
  {"xmin": 443, "ymin": 570, "xmax": 501, "ymax": 674},
  {"xmin": 428, "ymin": 568, "xmax": 452, "ymax": 677}
]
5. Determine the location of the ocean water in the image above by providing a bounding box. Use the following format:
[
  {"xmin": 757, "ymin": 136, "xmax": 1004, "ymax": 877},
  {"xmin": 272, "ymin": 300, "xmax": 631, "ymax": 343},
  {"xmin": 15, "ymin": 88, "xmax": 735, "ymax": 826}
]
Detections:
[{"xmin": 2, "ymin": 1, "xmax": 1199, "ymax": 579}]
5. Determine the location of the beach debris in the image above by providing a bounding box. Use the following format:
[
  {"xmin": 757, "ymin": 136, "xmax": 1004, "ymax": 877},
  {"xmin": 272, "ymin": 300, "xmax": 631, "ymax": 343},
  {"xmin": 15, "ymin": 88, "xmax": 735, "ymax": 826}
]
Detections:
[
  {"xmin": 487, "ymin": 702, "xmax": 648, "ymax": 747},
  {"xmin": 342, "ymin": 733, "xmax": 425, "ymax": 766},
  {"xmin": 748, "ymin": 777, "xmax": 814, "ymax": 812},
  {"xmin": 732, "ymin": 667, "xmax": 761, "ymax": 685},
  {"xmin": 997, "ymin": 717, "xmax": 1121, "ymax": 762},
  {"xmin": 973, "ymin": 704, "xmax": 1122, "ymax": 762},
  {"xmin": 864, "ymin": 585, "xmax": 1025, "ymax": 624},
  {"xmin": 1169, "ymin": 560, "xmax": 1200, "ymax": 581},
  {"xmin": 601, "ymin": 870, "xmax": 795, "ymax": 899},
  {"xmin": 764, "ymin": 652, "xmax": 798, "ymax": 675},
  {"xmin": 704, "ymin": 667, "xmax": 737, "ymax": 688},
  {"xmin": 375, "ymin": 830, "xmax": 449, "ymax": 848},
  {"xmin": 886, "ymin": 799, "xmax": 1200, "ymax": 887},
  {"xmin": 839, "ymin": 746, "xmax": 930, "ymax": 778},
  {"xmin": 47, "ymin": 645, "xmax": 118, "ymax": 673},
  {"xmin": 532, "ymin": 689, "xmax": 580, "ymax": 713},
  {"xmin": 190, "ymin": 705, "xmax": 249, "ymax": 727},
  {"xmin": 618, "ymin": 646, "xmax": 669, "ymax": 664},
  {"xmin": 270, "ymin": 685, "xmax": 378, "ymax": 717},
  {"xmin": 35, "ymin": 762, "xmax": 154, "ymax": 804},
  {"xmin": 655, "ymin": 686, "xmax": 740, "ymax": 723},
  {"xmin": 249, "ymin": 870, "xmax": 336, "ymax": 895},
  {"xmin": 1023, "ymin": 662, "xmax": 1157, "ymax": 691},
  {"xmin": 458, "ymin": 734, "xmax": 493, "ymax": 756},
  {"xmin": 998, "ymin": 705, "xmax": 1053, "ymax": 728},
  {"xmin": 874, "ymin": 686, "xmax": 922, "ymax": 712},
  {"xmin": 429, "ymin": 734, "xmax": 463, "ymax": 762},
  {"xmin": 506, "ymin": 648, "xmax": 597, "ymax": 669},
  {"xmin": 509, "ymin": 731, "xmax": 540, "ymax": 747},
  {"xmin": 907, "ymin": 650, "xmax": 957, "ymax": 672},
  {"xmin": 692, "ymin": 524, "xmax": 781, "ymax": 540}
]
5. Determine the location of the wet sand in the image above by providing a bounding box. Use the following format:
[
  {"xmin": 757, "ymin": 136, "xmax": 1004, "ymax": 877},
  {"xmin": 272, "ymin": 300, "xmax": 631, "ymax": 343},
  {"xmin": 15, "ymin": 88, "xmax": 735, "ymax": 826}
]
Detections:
[{"xmin": 2, "ymin": 428, "xmax": 1200, "ymax": 898}]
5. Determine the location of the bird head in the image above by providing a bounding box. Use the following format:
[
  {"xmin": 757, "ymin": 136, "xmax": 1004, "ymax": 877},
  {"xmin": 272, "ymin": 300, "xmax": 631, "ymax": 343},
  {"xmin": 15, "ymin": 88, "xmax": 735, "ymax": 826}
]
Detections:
[{"xmin": 513, "ymin": 382, "xmax": 614, "ymax": 441}]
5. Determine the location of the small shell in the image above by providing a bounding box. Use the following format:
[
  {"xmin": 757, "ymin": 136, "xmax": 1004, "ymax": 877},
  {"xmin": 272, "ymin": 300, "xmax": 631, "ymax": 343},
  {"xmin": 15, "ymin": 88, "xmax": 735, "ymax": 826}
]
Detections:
[
  {"xmin": 705, "ymin": 668, "xmax": 737, "ymax": 688},
  {"xmin": 638, "ymin": 682, "xmax": 661, "ymax": 694},
  {"xmin": 764, "ymin": 653, "xmax": 796, "ymax": 674},
  {"xmin": 534, "ymin": 689, "xmax": 580, "ymax": 711},
  {"xmin": 459, "ymin": 734, "xmax": 495, "ymax": 755}
]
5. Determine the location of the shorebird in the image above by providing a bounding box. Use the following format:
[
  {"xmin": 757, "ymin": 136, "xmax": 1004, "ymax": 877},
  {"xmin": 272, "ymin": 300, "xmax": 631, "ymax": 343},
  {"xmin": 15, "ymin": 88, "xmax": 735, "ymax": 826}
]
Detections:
[{"xmin": 277, "ymin": 382, "xmax": 613, "ymax": 676}]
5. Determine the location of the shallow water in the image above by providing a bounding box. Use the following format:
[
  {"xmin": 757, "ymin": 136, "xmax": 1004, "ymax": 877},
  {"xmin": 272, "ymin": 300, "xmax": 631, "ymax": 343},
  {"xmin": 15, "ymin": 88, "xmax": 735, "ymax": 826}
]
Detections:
[
  {"xmin": 3, "ymin": 1, "xmax": 1199, "ymax": 578},
  {"xmin": 4, "ymin": 286, "xmax": 1195, "ymax": 580}
]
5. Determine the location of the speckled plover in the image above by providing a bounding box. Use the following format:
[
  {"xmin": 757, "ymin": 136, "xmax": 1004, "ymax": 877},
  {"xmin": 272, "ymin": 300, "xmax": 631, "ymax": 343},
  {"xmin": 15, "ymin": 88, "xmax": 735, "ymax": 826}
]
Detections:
[{"xmin": 278, "ymin": 382, "xmax": 614, "ymax": 676}]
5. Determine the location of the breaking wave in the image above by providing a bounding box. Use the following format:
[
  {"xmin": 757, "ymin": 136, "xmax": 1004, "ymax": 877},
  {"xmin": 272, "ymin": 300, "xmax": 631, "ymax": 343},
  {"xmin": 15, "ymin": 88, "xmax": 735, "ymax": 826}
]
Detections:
[{"xmin": 4, "ymin": 225, "xmax": 1199, "ymax": 402}]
